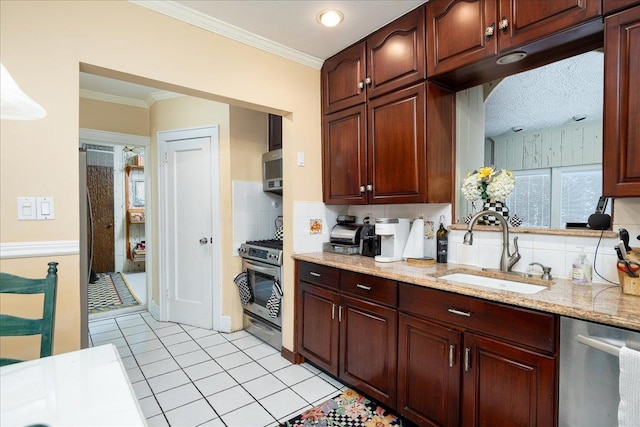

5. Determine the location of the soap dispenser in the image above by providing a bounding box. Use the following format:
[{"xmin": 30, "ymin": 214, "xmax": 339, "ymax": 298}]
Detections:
[{"xmin": 571, "ymin": 246, "xmax": 592, "ymax": 285}]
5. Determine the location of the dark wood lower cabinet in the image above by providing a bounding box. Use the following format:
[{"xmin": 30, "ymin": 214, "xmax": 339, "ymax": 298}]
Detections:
[
  {"xmin": 398, "ymin": 313, "xmax": 461, "ymax": 427},
  {"xmin": 298, "ymin": 282, "xmax": 339, "ymax": 376},
  {"xmin": 340, "ymin": 294, "xmax": 397, "ymax": 406},
  {"xmin": 297, "ymin": 262, "xmax": 558, "ymax": 426},
  {"xmin": 461, "ymin": 333, "xmax": 557, "ymax": 427}
]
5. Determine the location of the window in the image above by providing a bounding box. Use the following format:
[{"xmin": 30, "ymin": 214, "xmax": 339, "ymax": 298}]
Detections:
[{"xmin": 505, "ymin": 165, "xmax": 605, "ymax": 228}]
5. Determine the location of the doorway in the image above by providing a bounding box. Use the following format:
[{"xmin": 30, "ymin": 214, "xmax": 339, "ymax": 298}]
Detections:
[{"xmin": 79, "ymin": 130, "xmax": 150, "ymax": 325}]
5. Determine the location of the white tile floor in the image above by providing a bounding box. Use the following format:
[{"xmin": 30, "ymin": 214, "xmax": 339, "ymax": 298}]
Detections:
[{"xmin": 89, "ymin": 310, "xmax": 346, "ymax": 427}]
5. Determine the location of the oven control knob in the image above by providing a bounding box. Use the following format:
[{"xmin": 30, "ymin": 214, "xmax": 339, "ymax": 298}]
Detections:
[{"xmin": 239, "ymin": 247, "xmax": 246, "ymax": 253}]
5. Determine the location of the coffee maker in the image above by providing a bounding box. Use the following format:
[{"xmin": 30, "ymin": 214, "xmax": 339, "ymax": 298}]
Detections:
[
  {"xmin": 374, "ymin": 218, "xmax": 410, "ymax": 262},
  {"xmin": 359, "ymin": 217, "xmax": 380, "ymax": 257}
]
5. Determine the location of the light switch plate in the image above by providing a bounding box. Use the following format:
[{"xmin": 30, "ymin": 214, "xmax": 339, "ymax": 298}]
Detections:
[
  {"xmin": 17, "ymin": 197, "xmax": 37, "ymax": 220},
  {"xmin": 297, "ymin": 152, "xmax": 305, "ymax": 166},
  {"xmin": 37, "ymin": 197, "xmax": 55, "ymax": 220}
]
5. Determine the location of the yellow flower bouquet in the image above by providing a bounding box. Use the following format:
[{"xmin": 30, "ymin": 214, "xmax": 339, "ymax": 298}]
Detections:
[{"xmin": 461, "ymin": 166, "xmax": 515, "ymax": 202}]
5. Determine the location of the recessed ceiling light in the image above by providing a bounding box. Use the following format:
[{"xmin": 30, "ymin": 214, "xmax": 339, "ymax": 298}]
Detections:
[
  {"xmin": 512, "ymin": 126, "xmax": 524, "ymax": 132},
  {"xmin": 317, "ymin": 9, "xmax": 344, "ymax": 27}
]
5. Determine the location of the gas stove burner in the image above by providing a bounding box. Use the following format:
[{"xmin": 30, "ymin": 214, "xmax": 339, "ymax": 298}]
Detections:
[{"xmin": 245, "ymin": 239, "xmax": 283, "ymax": 250}]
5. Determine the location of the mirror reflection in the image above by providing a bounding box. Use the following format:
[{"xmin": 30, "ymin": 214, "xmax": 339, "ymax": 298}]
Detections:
[{"xmin": 457, "ymin": 50, "xmax": 607, "ymax": 229}]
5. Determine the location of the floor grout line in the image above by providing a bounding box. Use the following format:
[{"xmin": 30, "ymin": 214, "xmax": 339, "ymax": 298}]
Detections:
[{"xmin": 89, "ymin": 310, "xmax": 345, "ymax": 427}]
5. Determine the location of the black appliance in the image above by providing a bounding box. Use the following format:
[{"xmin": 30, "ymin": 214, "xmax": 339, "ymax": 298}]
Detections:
[{"xmin": 360, "ymin": 223, "xmax": 381, "ymax": 257}]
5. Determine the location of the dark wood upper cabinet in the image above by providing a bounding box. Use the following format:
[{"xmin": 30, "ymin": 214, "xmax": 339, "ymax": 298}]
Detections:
[
  {"xmin": 427, "ymin": 0, "xmax": 603, "ymax": 88},
  {"xmin": 323, "ymin": 82, "xmax": 454, "ymax": 205},
  {"xmin": 603, "ymin": 5, "xmax": 640, "ymax": 197},
  {"xmin": 498, "ymin": 0, "xmax": 602, "ymax": 51},
  {"xmin": 427, "ymin": 0, "xmax": 498, "ymax": 77},
  {"xmin": 322, "ymin": 43, "xmax": 367, "ymax": 115},
  {"xmin": 268, "ymin": 114, "xmax": 282, "ymax": 151},
  {"xmin": 322, "ymin": 6, "xmax": 425, "ymax": 115},
  {"xmin": 366, "ymin": 6, "xmax": 426, "ymax": 100}
]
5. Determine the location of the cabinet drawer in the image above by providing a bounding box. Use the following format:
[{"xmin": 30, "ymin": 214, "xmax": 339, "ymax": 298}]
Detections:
[
  {"xmin": 341, "ymin": 271, "xmax": 397, "ymax": 307},
  {"xmin": 399, "ymin": 284, "xmax": 556, "ymax": 353},
  {"xmin": 297, "ymin": 262, "xmax": 340, "ymax": 290}
]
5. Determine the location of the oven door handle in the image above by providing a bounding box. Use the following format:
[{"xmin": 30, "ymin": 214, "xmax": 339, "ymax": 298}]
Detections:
[{"xmin": 243, "ymin": 259, "xmax": 279, "ymax": 276}]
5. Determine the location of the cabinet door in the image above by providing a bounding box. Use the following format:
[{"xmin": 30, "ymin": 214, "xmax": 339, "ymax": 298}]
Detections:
[
  {"xmin": 322, "ymin": 42, "xmax": 367, "ymax": 114},
  {"xmin": 297, "ymin": 282, "xmax": 340, "ymax": 376},
  {"xmin": 339, "ymin": 294, "xmax": 397, "ymax": 407},
  {"xmin": 322, "ymin": 104, "xmax": 367, "ymax": 205},
  {"xmin": 427, "ymin": 0, "xmax": 497, "ymax": 77},
  {"xmin": 367, "ymin": 5, "xmax": 426, "ymax": 99},
  {"xmin": 397, "ymin": 313, "xmax": 461, "ymax": 427},
  {"xmin": 461, "ymin": 333, "xmax": 556, "ymax": 427},
  {"xmin": 498, "ymin": 0, "xmax": 602, "ymax": 52},
  {"xmin": 367, "ymin": 83, "xmax": 426, "ymax": 204},
  {"xmin": 603, "ymin": 5, "xmax": 640, "ymax": 197}
]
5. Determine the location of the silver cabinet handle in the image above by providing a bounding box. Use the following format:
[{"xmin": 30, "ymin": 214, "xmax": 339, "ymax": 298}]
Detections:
[
  {"xmin": 339, "ymin": 305, "xmax": 343, "ymax": 322},
  {"xmin": 449, "ymin": 344, "xmax": 455, "ymax": 368},
  {"xmin": 360, "ymin": 185, "xmax": 365, "ymax": 194},
  {"xmin": 332, "ymin": 303, "xmax": 336, "ymax": 320},
  {"xmin": 309, "ymin": 272, "xmax": 321, "ymax": 277},
  {"xmin": 366, "ymin": 184, "xmax": 373, "ymax": 192},
  {"xmin": 365, "ymin": 76, "xmax": 372, "ymax": 86},
  {"xmin": 448, "ymin": 308, "xmax": 471, "ymax": 317},
  {"xmin": 199, "ymin": 237, "xmax": 209, "ymax": 244},
  {"xmin": 358, "ymin": 81, "xmax": 365, "ymax": 91},
  {"xmin": 464, "ymin": 347, "xmax": 471, "ymax": 372},
  {"xmin": 356, "ymin": 284, "xmax": 371, "ymax": 291}
]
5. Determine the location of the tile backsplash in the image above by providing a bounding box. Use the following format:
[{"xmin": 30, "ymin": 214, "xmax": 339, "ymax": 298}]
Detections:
[
  {"xmin": 232, "ymin": 181, "xmax": 283, "ymax": 254},
  {"xmin": 292, "ymin": 197, "xmax": 640, "ymax": 285}
]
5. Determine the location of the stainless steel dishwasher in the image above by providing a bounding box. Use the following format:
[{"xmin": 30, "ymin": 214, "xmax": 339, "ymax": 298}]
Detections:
[{"xmin": 559, "ymin": 316, "xmax": 640, "ymax": 427}]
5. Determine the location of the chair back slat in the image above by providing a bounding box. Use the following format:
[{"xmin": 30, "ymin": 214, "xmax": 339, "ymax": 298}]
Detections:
[{"xmin": 0, "ymin": 262, "xmax": 58, "ymax": 365}]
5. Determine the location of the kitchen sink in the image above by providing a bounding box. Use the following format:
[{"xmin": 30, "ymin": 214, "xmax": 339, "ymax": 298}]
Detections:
[{"xmin": 437, "ymin": 272, "xmax": 548, "ymax": 294}]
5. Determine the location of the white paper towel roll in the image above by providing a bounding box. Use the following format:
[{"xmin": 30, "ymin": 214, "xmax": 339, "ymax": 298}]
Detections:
[{"xmin": 402, "ymin": 219, "xmax": 424, "ymax": 260}]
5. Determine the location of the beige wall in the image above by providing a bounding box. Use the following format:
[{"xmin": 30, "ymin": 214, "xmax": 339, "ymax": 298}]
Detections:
[
  {"xmin": 80, "ymin": 98, "xmax": 150, "ymax": 136},
  {"xmin": 230, "ymin": 107, "xmax": 268, "ymax": 182},
  {"xmin": 0, "ymin": 0, "xmax": 321, "ymax": 356}
]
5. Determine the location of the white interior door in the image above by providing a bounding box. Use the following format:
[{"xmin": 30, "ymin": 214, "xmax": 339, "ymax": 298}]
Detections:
[{"xmin": 159, "ymin": 126, "xmax": 220, "ymax": 329}]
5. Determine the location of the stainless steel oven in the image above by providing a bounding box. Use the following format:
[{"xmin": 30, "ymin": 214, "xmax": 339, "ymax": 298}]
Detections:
[{"xmin": 238, "ymin": 240, "xmax": 283, "ymax": 350}]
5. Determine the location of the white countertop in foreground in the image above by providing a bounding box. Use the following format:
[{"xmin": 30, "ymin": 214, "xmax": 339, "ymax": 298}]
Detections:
[{"xmin": 0, "ymin": 344, "xmax": 146, "ymax": 427}]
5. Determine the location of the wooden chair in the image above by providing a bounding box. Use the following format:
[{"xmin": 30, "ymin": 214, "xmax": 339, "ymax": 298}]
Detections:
[{"xmin": 0, "ymin": 262, "xmax": 58, "ymax": 366}]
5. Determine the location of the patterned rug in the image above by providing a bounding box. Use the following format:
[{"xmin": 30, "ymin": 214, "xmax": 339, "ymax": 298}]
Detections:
[
  {"xmin": 88, "ymin": 272, "xmax": 139, "ymax": 313},
  {"xmin": 280, "ymin": 388, "xmax": 404, "ymax": 427}
]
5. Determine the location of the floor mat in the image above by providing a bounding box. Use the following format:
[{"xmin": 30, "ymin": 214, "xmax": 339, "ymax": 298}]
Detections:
[
  {"xmin": 280, "ymin": 388, "xmax": 404, "ymax": 426},
  {"xmin": 88, "ymin": 272, "xmax": 139, "ymax": 314}
]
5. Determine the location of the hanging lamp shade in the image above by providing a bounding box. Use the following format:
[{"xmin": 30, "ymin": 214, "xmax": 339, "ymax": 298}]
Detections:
[{"xmin": 1, "ymin": 63, "xmax": 47, "ymax": 120}]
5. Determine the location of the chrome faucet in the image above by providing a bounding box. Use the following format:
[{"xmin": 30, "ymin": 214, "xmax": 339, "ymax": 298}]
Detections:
[{"xmin": 463, "ymin": 210, "xmax": 521, "ymax": 272}]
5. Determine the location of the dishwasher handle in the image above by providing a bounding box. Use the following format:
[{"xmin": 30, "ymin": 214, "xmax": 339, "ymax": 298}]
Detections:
[{"xmin": 577, "ymin": 334, "xmax": 621, "ymax": 357}]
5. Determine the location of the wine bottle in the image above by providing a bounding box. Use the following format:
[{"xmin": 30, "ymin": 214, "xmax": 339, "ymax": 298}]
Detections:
[{"xmin": 436, "ymin": 215, "xmax": 449, "ymax": 263}]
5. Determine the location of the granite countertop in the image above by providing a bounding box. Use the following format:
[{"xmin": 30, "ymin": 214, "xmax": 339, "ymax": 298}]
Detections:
[{"xmin": 292, "ymin": 252, "xmax": 640, "ymax": 331}]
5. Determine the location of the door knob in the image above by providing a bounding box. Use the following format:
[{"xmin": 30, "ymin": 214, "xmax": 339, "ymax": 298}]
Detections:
[{"xmin": 199, "ymin": 237, "xmax": 209, "ymax": 244}]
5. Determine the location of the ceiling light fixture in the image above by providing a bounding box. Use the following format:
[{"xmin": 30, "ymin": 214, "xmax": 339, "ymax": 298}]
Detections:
[
  {"xmin": 496, "ymin": 51, "xmax": 527, "ymax": 65},
  {"xmin": 317, "ymin": 9, "xmax": 344, "ymax": 27},
  {"xmin": 0, "ymin": 63, "xmax": 47, "ymax": 120},
  {"xmin": 572, "ymin": 115, "xmax": 587, "ymax": 121},
  {"xmin": 512, "ymin": 126, "xmax": 524, "ymax": 132}
]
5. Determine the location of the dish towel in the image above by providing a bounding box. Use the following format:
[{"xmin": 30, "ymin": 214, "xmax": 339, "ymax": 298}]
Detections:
[
  {"xmin": 233, "ymin": 271, "xmax": 253, "ymax": 306},
  {"xmin": 619, "ymin": 345, "xmax": 640, "ymax": 427},
  {"xmin": 266, "ymin": 279, "xmax": 283, "ymax": 318}
]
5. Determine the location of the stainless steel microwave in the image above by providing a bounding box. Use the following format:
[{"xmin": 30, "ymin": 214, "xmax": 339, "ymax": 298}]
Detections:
[{"xmin": 262, "ymin": 149, "xmax": 282, "ymax": 194}]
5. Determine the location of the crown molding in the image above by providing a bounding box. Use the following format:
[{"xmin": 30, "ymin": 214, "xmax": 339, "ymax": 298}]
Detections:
[
  {"xmin": 80, "ymin": 89, "xmax": 149, "ymax": 108},
  {"xmin": 146, "ymin": 91, "xmax": 184, "ymax": 106},
  {"xmin": 80, "ymin": 88, "xmax": 184, "ymax": 108},
  {"xmin": 130, "ymin": 0, "xmax": 324, "ymax": 70}
]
